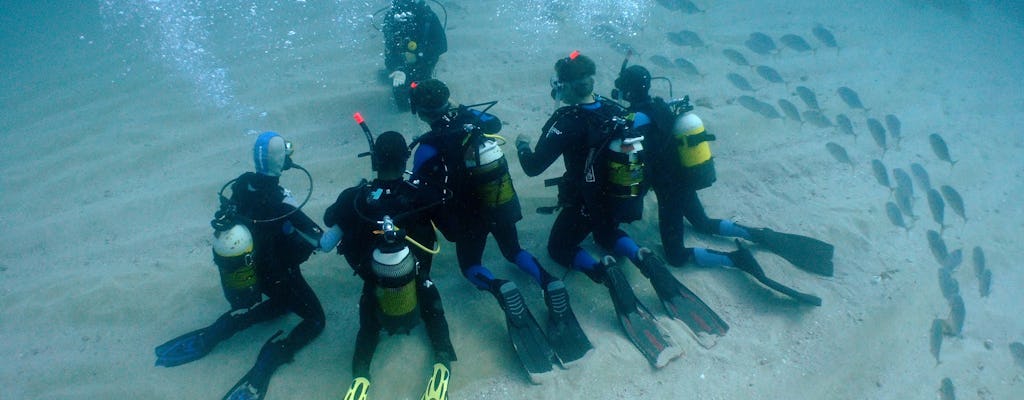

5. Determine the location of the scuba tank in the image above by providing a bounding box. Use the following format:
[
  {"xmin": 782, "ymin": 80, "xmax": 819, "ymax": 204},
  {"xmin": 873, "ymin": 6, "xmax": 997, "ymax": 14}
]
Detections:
[
  {"xmin": 371, "ymin": 216, "xmax": 421, "ymax": 335},
  {"xmin": 463, "ymin": 128, "xmax": 517, "ymax": 209},
  {"xmin": 600, "ymin": 114, "xmax": 645, "ymax": 198},
  {"xmin": 670, "ymin": 97, "xmax": 717, "ymax": 190},
  {"xmin": 212, "ymin": 224, "xmax": 261, "ymax": 310}
]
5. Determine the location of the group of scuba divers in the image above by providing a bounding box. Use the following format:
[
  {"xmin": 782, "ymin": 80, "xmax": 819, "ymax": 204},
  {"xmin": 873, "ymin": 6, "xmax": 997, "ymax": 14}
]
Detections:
[{"xmin": 152, "ymin": 2, "xmax": 835, "ymax": 400}]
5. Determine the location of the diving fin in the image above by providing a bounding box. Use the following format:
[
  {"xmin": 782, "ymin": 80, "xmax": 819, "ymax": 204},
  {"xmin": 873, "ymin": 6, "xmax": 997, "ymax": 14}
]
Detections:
[
  {"xmin": 155, "ymin": 327, "xmax": 213, "ymax": 367},
  {"xmin": 746, "ymin": 227, "xmax": 835, "ymax": 277},
  {"xmin": 222, "ymin": 331, "xmax": 289, "ymax": 400},
  {"xmin": 343, "ymin": 377, "xmax": 370, "ymax": 400},
  {"xmin": 730, "ymin": 240, "xmax": 823, "ymax": 306},
  {"xmin": 635, "ymin": 251, "xmax": 729, "ymax": 348},
  {"xmin": 420, "ymin": 363, "xmax": 450, "ymax": 400},
  {"xmin": 543, "ymin": 280, "xmax": 594, "ymax": 367},
  {"xmin": 496, "ymin": 281, "xmax": 557, "ymax": 383},
  {"xmin": 603, "ymin": 266, "xmax": 683, "ymax": 368}
]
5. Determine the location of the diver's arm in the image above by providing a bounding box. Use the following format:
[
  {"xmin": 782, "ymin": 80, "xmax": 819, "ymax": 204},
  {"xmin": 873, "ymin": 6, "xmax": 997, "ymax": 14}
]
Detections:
[{"xmin": 518, "ymin": 118, "xmax": 569, "ymax": 177}]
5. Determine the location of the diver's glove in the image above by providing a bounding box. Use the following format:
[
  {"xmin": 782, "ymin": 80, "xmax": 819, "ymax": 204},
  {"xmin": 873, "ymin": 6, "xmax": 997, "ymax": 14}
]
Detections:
[
  {"xmin": 389, "ymin": 71, "xmax": 407, "ymax": 87},
  {"xmin": 320, "ymin": 225, "xmax": 343, "ymax": 253},
  {"xmin": 515, "ymin": 134, "xmax": 532, "ymax": 154}
]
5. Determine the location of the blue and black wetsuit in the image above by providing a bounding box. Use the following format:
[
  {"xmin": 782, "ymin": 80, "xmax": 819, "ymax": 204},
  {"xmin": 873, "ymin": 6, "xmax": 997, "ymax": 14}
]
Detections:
[
  {"xmin": 518, "ymin": 97, "xmax": 653, "ymax": 276},
  {"xmin": 412, "ymin": 107, "xmax": 555, "ymax": 292}
]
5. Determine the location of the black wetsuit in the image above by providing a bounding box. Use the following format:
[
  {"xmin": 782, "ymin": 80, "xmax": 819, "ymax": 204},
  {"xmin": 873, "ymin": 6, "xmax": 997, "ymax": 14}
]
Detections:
[
  {"xmin": 218, "ymin": 172, "xmax": 326, "ymax": 355},
  {"xmin": 412, "ymin": 107, "xmax": 554, "ymax": 291},
  {"xmin": 383, "ymin": 2, "xmax": 446, "ymax": 84},
  {"xmin": 518, "ymin": 98, "xmax": 651, "ymax": 271},
  {"xmin": 323, "ymin": 177, "xmax": 455, "ymax": 379},
  {"xmin": 628, "ymin": 97, "xmax": 724, "ymax": 265}
]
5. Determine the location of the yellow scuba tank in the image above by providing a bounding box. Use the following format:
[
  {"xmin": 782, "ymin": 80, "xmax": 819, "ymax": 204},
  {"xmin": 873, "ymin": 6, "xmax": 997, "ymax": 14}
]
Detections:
[
  {"xmin": 372, "ymin": 245, "xmax": 420, "ymax": 334},
  {"xmin": 673, "ymin": 112, "xmax": 717, "ymax": 190},
  {"xmin": 465, "ymin": 137, "xmax": 516, "ymax": 208},
  {"xmin": 212, "ymin": 224, "xmax": 261, "ymax": 310}
]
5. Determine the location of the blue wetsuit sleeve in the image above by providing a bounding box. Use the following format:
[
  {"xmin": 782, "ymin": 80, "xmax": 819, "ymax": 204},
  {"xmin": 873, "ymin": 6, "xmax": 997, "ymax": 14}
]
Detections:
[
  {"xmin": 471, "ymin": 110, "xmax": 502, "ymax": 133},
  {"xmin": 412, "ymin": 143, "xmax": 439, "ymax": 175}
]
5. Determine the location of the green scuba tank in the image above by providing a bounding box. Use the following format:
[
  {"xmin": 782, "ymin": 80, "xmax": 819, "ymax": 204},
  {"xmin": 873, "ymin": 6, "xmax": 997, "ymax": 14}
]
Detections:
[
  {"xmin": 464, "ymin": 136, "xmax": 517, "ymax": 209},
  {"xmin": 371, "ymin": 244, "xmax": 420, "ymax": 334},
  {"xmin": 603, "ymin": 115, "xmax": 645, "ymax": 198},
  {"xmin": 212, "ymin": 224, "xmax": 261, "ymax": 310}
]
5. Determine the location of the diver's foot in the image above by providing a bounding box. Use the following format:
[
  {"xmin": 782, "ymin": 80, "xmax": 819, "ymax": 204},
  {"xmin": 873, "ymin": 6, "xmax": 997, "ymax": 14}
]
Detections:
[
  {"xmin": 544, "ymin": 280, "xmax": 572, "ymax": 322},
  {"xmin": 583, "ymin": 255, "xmax": 617, "ymax": 284},
  {"xmin": 497, "ymin": 281, "xmax": 528, "ymax": 327}
]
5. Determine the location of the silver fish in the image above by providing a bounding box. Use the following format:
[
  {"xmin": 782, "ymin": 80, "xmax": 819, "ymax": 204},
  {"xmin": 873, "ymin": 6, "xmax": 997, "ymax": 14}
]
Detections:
[
  {"xmin": 911, "ymin": 163, "xmax": 932, "ymax": 190},
  {"xmin": 837, "ymin": 86, "xmax": 866, "ymax": 110},
  {"xmin": 673, "ymin": 57, "xmax": 701, "ymax": 76},
  {"xmin": 938, "ymin": 267, "xmax": 960, "ymax": 301},
  {"xmin": 867, "ymin": 117, "xmax": 887, "ymax": 154},
  {"xmin": 803, "ymin": 110, "xmax": 833, "ymax": 128},
  {"xmin": 668, "ymin": 30, "xmax": 705, "ymax": 48},
  {"xmin": 649, "ymin": 55, "xmax": 674, "ymax": 69},
  {"xmin": 940, "ymin": 185, "xmax": 966, "ymax": 222},
  {"xmin": 885, "ymin": 202, "xmax": 908, "ymax": 231},
  {"xmin": 972, "ymin": 246, "xmax": 985, "ymax": 279},
  {"xmin": 927, "ymin": 188, "xmax": 946, "ymax": 230},
  {"xmin": 930, "ymin": 318, "xmax": 944, "ymax": 364},
  {"xmin": 721, "ymin": 48, "xmax": 750, "ymax": 66},
  {"xmin": 777, "ymin": 99, "xmax": 801, "ymax": 122},
  {"xmin": 835, "ymin": 113, "xmax": 856, "ymax": 137},
  {"xmin": 779, "ymin": 34, "xmax": 813, "ymax": 52},
  {"xmin": 894, "ymin": 185, "xmax": 915, "ymax": 220},
  {"xmin": 1010, "ymin": 342, "xmax": 1024, "ymax": 368},
  {"xmin": 812, "ymin": 24, "xmax": 838, "ymax": 48},
  {"xmin": 944, "ymin": 294, "xmax": 965, "ymax": 336},
  {"xmin": 755, "ymin": 65, "xmax": 784, "ymax": 84},
  {"xmin": 929, "ymin": 133, "xmax": 956, "ymax": 166},
  {"xmin": 745, "ymin": 32, "xmax": 776, "ymax": 55},
  {"xmin": 795, "ymin": 86, "xmax": 819, "ymax": 109},
  {"xmin": 826, "ymin": 142, "xmax": 853, "ymax": 166},
  {"xmin": 871, "ymin": 159, "xmax": 891, "ymax": 189},
  {"xmin": 939, "ymin": 377, "xmax": 955, "ymax": 400},
  {"xmin": 927, "ymin": 229, "xmax": 949, "ymax": 266},
  {"xmin": 678, "ymin": 0, "xmax": 703, "ymax": 14},
  {"xmin": 756, "ymin": 102, "xmax": 782, "ymax": 119},
  {"xmin": 737, "ymin": 95, "xmax": 764, "ymax": 113},
  {"xmin": 727, "ymin": 73, "xmax": 755, "ymax": 91},
  {"xmin": 944, "ymin": 249, "xmax": 963, "ymax": 271},
  {"xmin": 893, "ymin": 168, "xmax": 914, "ymax": 197},
  {"xmin": 978, "ymin": 268, "xmax": 992, "ymax": 297},
  {"xmin": 884, "ymin": 114, "xmax": 902, "ymax": 145}
]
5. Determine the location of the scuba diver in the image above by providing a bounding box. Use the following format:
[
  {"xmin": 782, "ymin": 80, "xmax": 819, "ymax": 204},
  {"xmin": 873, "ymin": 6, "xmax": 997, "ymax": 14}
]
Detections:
[
  {"xmin": 154, "ymin": 132, "xmax": 327, "ymax": 400},
  {"xmin": 610, "ymin": 59, "xmax": 830, "ymax": 305},
  {"xmin": 514, "ymin": 50, "xmax": 719, "ymax": 366},
  {"xmin": 407, "ymin": 79, "xmax": 592, "ymax": 382},
  {"xmin": 322, "ymin": 126, "xmax": 455, "ymax": 400},
  {"xmin": 381, "ymin": 0, "xmax": 447, "ymax": 110}
]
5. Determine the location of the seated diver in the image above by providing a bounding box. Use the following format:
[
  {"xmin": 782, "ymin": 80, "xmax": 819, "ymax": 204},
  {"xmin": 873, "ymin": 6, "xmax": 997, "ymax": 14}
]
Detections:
[
  {"xmin": 381, "ymin": 0, "xmax": 447, "ymax": 110},
  {"xmin": 322, "ymin": 130, "xmax": 455, "ymax": 400},
  {"xmin": 610, "ymin": 62, "xmax": 830, "ymax": 305},
  {"xmin": 154, "ymin": 131, "xmax": 327, "ymax": 400},
  {"xmin": 406, "ymin": 79, "xmax": 592, "ymax": 382}
]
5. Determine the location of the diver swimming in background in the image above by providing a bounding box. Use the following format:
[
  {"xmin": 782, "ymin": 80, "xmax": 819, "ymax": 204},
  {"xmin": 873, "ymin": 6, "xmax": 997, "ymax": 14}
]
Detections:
[
  {"xmin": 321, "ymin": 127, "xmax": 455, "ymax": 400},
  {"xmin": 154, "ymin": 132, "xmax": 328, "ymax": 400},
  {"xmin": 407, "ymin": 79, "xmax": 592, "ymax": 382},
  {"xmin": 380, "ymin": 0, "xmax": 447, "ymax": 110},
  {"xmin": 610, "ymin": 59, "xmax": 830, "ymax": 305}
]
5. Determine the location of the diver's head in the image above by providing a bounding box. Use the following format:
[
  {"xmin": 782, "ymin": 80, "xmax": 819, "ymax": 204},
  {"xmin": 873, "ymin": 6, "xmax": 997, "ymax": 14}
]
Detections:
[
  {"xmin": 373, "ymin": 131, "xmax": 411, "ymax": 178},
  {"xmin": 253, "ymin": 131, "xmax": 293, "ymax": 177},
  {"xmin": 551, "ymin": 51, "xmax": 596, "ymax": 105},
  {"xmin": 409, "ymin": 78, "xmax": 451, "ymax": 121},
  {"xmin": 613, "ymin": 65, "xmax": 651, "ymax": 104},
  {"xmin": 391, "ymin": 0, "xmax": 422, "ymax": 15}
]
